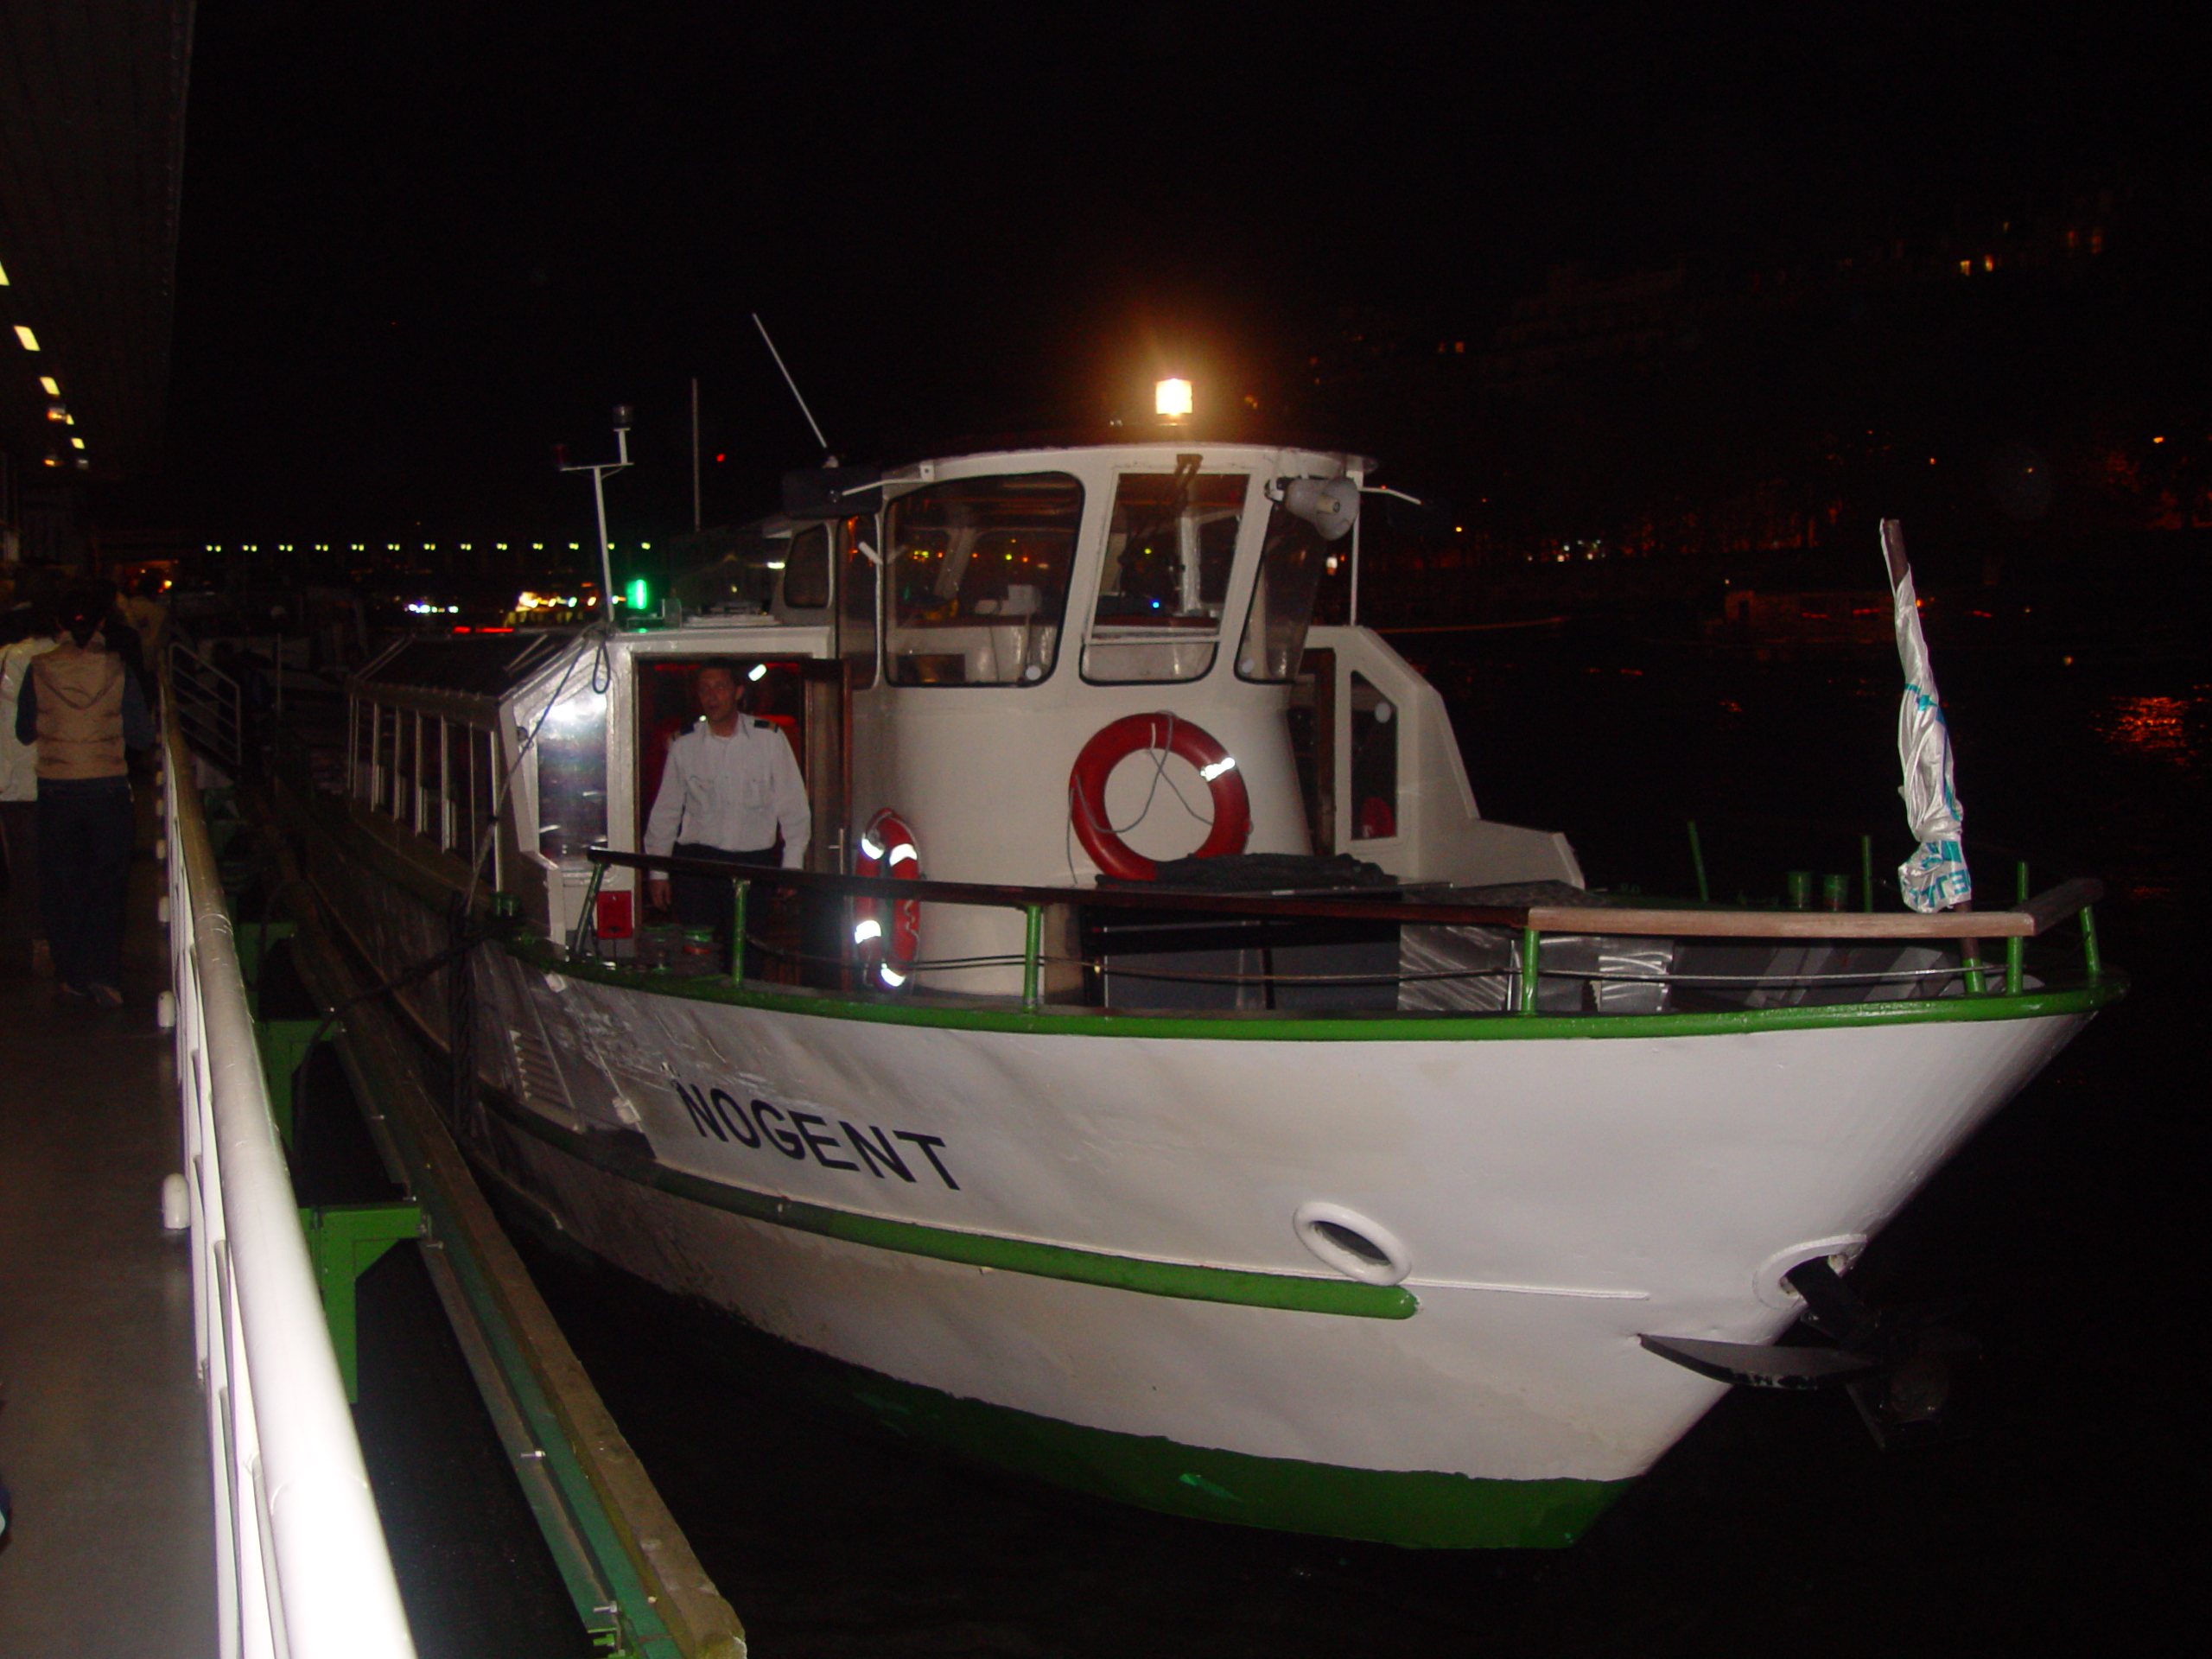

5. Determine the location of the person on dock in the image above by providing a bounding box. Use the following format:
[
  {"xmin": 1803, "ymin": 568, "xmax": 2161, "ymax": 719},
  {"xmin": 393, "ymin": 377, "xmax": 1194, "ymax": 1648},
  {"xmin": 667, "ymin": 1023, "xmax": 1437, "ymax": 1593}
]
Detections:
[
  {"xmin": 1, "ymin": 603, "xmax": 61, "ymax": 976},
  {"xmin": 642, "ymin": 662, "xmax": 810, "ymax": 969},
  {"xmin": 14, "ymin": 587, "xmax": 156, "ymax": 1007}
]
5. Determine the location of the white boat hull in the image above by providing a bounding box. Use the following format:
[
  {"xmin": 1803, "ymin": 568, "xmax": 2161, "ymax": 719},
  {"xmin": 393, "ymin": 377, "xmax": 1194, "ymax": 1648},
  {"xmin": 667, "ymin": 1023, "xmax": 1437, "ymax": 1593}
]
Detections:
[{"xmin": 439, "ymin": 932, "xmax": 2089, "ymax": 1543}]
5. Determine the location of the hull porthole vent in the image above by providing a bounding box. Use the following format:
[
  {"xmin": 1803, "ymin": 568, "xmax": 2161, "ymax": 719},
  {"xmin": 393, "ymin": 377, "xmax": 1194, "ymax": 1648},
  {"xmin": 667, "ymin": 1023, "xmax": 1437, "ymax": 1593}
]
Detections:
[{"xmin": 1294, "ymin": 1201, "xmax": 1412, "ymax": 1287}]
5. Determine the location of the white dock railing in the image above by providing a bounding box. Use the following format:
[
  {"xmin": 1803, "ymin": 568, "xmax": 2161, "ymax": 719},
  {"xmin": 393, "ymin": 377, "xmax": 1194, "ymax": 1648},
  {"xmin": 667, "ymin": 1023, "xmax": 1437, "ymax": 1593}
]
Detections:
[{"xmin": 161, "ymin": 725, "xmax": 418, "ymax": 1659}]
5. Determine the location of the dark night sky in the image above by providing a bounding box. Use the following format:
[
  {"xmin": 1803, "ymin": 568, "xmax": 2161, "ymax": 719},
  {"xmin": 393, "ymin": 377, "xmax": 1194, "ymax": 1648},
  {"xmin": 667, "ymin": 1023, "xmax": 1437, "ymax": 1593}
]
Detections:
[{"xmin": 152, "ymin": 4, "xmax": 2201, "ymax": 543}]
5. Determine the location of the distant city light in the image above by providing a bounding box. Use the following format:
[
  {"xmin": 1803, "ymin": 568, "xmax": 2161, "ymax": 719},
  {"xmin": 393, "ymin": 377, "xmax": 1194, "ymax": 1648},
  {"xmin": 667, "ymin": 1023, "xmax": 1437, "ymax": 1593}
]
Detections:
[
  {"xmin": 15, "ymin": 325, "xmax": 41, "ymax": 352},
  {"xmin": 70, "ymin": 436, "xmax": 84, "ymax": 449},
  {"xmin": 38, "ymin": 376, "xmax": 58, "ymax": 396},
  {"xmin": 1155, "ymin": 378, "xmax": 1193, "ymax": 418},
  {"xmin": 0, "ymin": 259, "xmax": 9, "ymax": 284}
]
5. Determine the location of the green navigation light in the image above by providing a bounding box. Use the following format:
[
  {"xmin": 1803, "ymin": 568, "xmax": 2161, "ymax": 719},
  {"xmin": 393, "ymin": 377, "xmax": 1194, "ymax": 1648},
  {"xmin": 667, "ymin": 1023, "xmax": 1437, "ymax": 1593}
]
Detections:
[{"xmin": 625, "ymin": 576, "xmax": 652, "ymax": 613}]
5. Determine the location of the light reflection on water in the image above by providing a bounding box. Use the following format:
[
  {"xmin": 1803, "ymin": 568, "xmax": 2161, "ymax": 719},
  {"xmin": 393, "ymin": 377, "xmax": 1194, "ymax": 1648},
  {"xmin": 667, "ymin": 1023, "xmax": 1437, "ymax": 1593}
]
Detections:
[{"xmin": 2093, "ymin": 690, "xmax": 2209, "ymax": 777}]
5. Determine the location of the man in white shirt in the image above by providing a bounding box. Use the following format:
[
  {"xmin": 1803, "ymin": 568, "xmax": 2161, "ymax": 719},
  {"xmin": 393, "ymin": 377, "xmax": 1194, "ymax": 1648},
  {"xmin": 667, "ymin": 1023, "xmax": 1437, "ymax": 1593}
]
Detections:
[{"xmin": 642, "ymin": 664, "xmax": 810, "ymax": 945}]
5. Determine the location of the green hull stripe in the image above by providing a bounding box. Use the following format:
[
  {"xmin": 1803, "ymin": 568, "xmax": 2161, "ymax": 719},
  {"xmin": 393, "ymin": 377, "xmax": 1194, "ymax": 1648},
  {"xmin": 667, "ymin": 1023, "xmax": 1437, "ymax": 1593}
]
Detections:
[
  {"xmin": 482, "ymin": 1087, "xmax": 1419, "ymax": 1320},
  {"xmin": 839, "ymin": 1360, "xmax": 1627, "ymax": 1549}
]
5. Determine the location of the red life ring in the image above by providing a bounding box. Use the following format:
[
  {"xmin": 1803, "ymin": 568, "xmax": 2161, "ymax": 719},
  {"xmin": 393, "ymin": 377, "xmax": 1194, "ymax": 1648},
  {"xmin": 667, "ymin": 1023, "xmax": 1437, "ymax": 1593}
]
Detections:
[
  {"xmin": 1069, "ymin": 712, "xmax": 1253, "ymax": 881},
  {"xmin": 853, "ymin": 809, "xmax": 922, "ymax": 988}
]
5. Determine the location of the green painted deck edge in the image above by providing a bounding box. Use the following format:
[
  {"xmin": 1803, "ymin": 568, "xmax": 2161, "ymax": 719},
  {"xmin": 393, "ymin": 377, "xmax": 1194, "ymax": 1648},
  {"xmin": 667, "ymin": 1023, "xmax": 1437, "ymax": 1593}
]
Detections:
[
  {"xmin": 508, "ymin": 931, "xmax": 2126, "ymax": 1043},
  {"xmin": 840, "ymin": 1362, "xmax": 1628, "ymax": 1549},
  {"xmin": 483, "ymin": 1086, "xmax": 1419, "ymax": 1320}
]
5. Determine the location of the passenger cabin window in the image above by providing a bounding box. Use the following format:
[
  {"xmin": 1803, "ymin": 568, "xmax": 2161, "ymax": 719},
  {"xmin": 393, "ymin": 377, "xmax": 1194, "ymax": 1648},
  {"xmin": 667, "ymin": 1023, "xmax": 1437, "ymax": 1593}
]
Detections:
[
  {"xmin": 394, "ymin": 710, "xmax": 416, "ymax": 822},
  {"xmin": 1083, "ymin": 469, "xmax": 1245, "ymax": 683},
  {"xmin": 1236, "ymin": 494, "xmax": 1334, "ymax": 682},
  {"xmin": 469, "ymin": 728, "xmax": 497, "ymax": 879},
  {"xmin": 1348, "ymin": 671, "xmax": 1399, "ymax": 841},
  {"xmin": 353, "ymin": 700, "xmax": 375, "ymax": 799},
  {"xmin": 886, "ymin": 474, "xmax": 1082, "ymax": 686},
  {"xmin": 418, "ymin": 715, "xmax": 444, "ymax": 839},
  {"xmin": 442, "ymin": 721, "xmax": 470, "ymax": 854},
  {"xmin": 536, "ymin": 686, "xmax": 608, "ymax": 863},
  {"xmin": 373, "ymin": 705, "xmax": 398, "ymax": 814}
]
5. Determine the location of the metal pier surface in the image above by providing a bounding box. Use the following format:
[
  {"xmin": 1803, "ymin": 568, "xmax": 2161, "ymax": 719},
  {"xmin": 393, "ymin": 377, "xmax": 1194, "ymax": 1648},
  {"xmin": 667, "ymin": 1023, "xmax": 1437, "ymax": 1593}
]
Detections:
[
  {"xmin": 2, "ymin": 700, "xmax": 742, "ymax": 1658},
  {"xmin": 0, "ymin": 791, "xmax": 215, "ymax": 1653}
]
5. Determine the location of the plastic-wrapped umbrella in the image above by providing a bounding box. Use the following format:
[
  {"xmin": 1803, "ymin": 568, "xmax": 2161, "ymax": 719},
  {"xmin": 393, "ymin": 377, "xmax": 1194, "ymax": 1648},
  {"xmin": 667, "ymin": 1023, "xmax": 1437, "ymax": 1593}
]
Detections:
[{"xmin": 1881, "ymin": 520, "xmax": 1971, "ymax": 912}]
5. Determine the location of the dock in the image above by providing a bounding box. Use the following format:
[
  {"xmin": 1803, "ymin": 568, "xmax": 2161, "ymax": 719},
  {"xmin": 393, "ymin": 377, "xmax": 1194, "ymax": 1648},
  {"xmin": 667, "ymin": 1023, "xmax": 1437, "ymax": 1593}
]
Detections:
[
  {"xmin": 0, "ymin": 706, "xmax": 743, "ymax": 1659},
  {"xmin": 0, "ymin": 805, "xmax": 212, "ymax": 1654}
]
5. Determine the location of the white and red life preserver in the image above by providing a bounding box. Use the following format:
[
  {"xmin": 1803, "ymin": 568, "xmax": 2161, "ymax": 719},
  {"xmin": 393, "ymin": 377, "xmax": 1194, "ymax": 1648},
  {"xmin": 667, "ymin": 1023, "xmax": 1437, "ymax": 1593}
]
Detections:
[
  {"xmin": 853, "ymin": 808, "xmax": 922, "ymax": 988},
  {"xmin": 1068, "ymin": 712, "xmax": 1253, "ymax": 882}
]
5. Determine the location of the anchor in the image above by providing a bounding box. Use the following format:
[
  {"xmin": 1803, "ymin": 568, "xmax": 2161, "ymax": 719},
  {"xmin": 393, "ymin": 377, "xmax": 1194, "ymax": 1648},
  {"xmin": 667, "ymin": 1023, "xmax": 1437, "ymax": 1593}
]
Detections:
[{"xmin": 1639, "ymin": 1258, "xmax": 1979, "ymax": 1448}]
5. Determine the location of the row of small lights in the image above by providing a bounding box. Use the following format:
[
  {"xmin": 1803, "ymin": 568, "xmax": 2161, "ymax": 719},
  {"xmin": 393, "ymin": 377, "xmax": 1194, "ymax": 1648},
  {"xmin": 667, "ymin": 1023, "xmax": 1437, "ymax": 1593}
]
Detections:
[
  {"xmin": 3, "ymin": 257, "xmax": 91, "ymax": 471},
  {"xmin": 201, "ymin": 541, "xmax": 656, "ymax": 553}
]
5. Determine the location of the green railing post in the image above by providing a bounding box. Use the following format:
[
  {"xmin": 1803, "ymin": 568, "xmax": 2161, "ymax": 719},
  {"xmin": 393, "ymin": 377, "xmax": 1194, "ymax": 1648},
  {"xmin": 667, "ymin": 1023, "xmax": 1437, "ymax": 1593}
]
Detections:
[
  {"xmin": 2003, "ymin": 861, "xmax": 2029, "ymax": 994},
  {"xmin": 1859, "ymin": 834, "xmax": 1875, "ymax": 912},
  {"xmin": 299, "ymin": 1201, "xmax": 423, "ymax": 1403},
  {"xmin": 2081, "ymin": 903, "xmax": 2102, "ymax": 983},
  {"xmin": 1686, "ymin": 819, "xmax": 1710, "ymax": 905},
  {"xmin": 1517, "ymin": 923, "xmax": 1542, "ymax": 1016},
  {"xmin": 729, "ymin": 877, "xmax": 751, "ymax": 987},
  {"xmin": 1022, "ymin": 904, "xmax": 1044, "ymax": 1014}
]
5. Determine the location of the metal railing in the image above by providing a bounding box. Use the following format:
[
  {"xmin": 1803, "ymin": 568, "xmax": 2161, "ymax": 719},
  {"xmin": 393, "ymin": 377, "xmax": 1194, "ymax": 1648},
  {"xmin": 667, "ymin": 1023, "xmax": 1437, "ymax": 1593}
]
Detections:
[
  {"xmin": 162, "ymin": 715, "xmax": 417, "ymax": 1659},
  {"xmin": 169, "ymin": 639, "xmax": 246, "ymax": 778},
  {"xmin": 580, "ymin": 848, "xmax": 2109, "ymax": 1012}
]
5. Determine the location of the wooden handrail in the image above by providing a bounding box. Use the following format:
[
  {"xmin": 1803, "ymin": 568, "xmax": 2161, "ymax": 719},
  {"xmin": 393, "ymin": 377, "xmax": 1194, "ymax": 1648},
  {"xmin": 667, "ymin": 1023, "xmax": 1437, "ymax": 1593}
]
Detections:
[{"xmin": 585, "ymin": 849, "xmax": 2102, "ymax": 943}]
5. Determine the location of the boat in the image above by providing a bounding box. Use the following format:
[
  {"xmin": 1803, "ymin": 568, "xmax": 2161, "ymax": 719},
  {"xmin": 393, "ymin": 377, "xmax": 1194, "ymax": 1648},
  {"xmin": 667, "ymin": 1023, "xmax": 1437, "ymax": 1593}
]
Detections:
[{"xmin": 272, "ymin": 432, "xmax": 2123, "ymax": 1548}]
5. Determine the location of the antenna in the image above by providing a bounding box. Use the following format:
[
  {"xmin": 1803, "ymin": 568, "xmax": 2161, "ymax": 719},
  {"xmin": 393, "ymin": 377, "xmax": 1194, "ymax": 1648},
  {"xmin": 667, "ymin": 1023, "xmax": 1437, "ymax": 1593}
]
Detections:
[{"xmin": 752, "ymin": 315, "xmax": 830, "ymax": 455}]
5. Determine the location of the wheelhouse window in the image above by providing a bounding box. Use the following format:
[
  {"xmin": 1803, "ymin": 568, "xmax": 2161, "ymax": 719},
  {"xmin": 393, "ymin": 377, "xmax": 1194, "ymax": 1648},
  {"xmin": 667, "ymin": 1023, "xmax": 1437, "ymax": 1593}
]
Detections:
[
  {"xmin": 1236, "ymin": 494, "xmax": 1334, "ymax": 682},
  {"xmin": 1083, "ymin": 468, "xmax": 1246, "ymax": 683},
  {"xmin": 886, "ymin": 474, "xmax": 1082, "ymax": 686},
  {"xmin": 783, "ymin": 524, "xmax": 831, "ymax": 610},
  {"xmin": 841, "ymin": 515, "xmax": 878, "ymax": 690},
  {"xmin": 1348, "ymin": 672, "xmax": 1399, "ymax": 841}
]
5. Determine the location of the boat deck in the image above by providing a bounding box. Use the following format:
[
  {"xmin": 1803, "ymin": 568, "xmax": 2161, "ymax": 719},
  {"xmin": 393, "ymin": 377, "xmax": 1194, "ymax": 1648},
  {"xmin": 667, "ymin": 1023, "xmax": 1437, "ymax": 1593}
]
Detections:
[{"xmin": 0, "ymin": 811, "xmax": 213, "ymax": 1653}]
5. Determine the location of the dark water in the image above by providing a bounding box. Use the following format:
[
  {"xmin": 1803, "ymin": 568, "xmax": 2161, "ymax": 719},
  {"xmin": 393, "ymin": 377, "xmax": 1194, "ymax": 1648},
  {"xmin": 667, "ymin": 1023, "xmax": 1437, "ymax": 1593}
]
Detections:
[{"xmin": 515, "ymin": 637, "xmax": 2205, "ymax": 1658}]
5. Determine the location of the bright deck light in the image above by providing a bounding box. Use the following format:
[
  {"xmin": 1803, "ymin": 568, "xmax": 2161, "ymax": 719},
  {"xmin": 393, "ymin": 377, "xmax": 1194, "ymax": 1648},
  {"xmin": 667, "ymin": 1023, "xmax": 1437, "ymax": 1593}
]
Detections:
[
  {"xmin": 1155, "ymin": 378, "xmax": 1192, "ymax": 418},
  {"xmin": 15, "ymin": 325, "xmax": 40, "ymax": 352}
]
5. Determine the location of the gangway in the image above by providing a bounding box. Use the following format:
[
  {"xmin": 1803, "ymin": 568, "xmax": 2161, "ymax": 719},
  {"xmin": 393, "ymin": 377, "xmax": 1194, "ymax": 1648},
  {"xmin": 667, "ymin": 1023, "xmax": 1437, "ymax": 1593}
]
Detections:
[{"xmin": 159, "ymin": 696, "xmax": 744, "ymax": 1656}]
